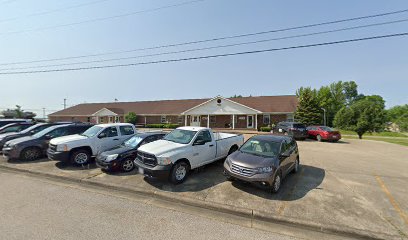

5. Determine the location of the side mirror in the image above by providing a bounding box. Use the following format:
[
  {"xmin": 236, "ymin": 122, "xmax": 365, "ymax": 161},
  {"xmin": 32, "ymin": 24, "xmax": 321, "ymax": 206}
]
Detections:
[
  {"xmin": 44, "ymin": 134, "xmax": 52, "ymax": 140},
  {"xmin": 279, "ymin": 152, "xmax": 290, "ymax": 159},
  {"xmin": 193, "ymin": 139, "xmax": 206, "ymax": 146},
  {"xmin": 29, "ymin": 130, "xmax": 36, "ymax": 135},
  {"xmin": 98, "ymin": 132, "xmax": 107, "ymax": 139}
]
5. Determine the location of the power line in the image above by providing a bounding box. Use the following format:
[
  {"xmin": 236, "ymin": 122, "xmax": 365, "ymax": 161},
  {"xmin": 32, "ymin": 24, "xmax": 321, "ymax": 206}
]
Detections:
[
  {"xmin": 0, "ymin": 0, "xmax": 111, "ymax": 23},
  {"xmin": 0, "ymin": 0, "xmax": 206, "ymax": 35},
  {"xmin": 0, "ymin": 32, "xmax": 406, "ymax": 75},
  {"xmin": 1, "ymin": 18, "xmax": 407, "ymax": 71},
  {"xmin": 0, "ymin": 8, "xmax": 407, "ymax": 66}
]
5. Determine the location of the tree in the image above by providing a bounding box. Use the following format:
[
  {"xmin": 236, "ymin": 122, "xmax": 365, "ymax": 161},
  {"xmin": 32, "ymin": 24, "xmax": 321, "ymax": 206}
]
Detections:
[
  {"xmin": 124, "ymin": 112, "xmax": 137, "ymax": 125},
  {"xmin": 387, "ymin": 104, "xmax": 408, "ymax": 131},
  {"xmin": 294, "ymin": 87, "xmax": 322, "ymax": 126},
  {"xmin": 333, "ymin": 95, "xmax": 387, "ymax": 138},
  {"xmin": 15, "ymin": 105, "xmax": 24, "ymax": 118}
]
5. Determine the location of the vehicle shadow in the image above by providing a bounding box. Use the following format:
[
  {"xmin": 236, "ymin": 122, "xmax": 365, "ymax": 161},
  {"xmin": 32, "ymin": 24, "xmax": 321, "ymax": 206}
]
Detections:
[
  {"xmin": 102, "ymin": 169, "xmax": 137, "ymax": 176},
  {"xmin": 231, "ymin": 164, "xmax": 325, "ymax": 201},
  {"xmin": 144, "ymin": 160, "xmax": 226, "ymax": 192},
  {"xmin": 54, "ymin": 161, "xmax": 98, "ymax": 170},
  {"xmin": 7, "ymin": 157, "xmax": 50, "ymax": 164}
]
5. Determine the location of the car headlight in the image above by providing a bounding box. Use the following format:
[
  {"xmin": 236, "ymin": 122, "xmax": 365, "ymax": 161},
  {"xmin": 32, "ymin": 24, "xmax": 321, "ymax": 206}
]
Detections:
[
  {"xmin": 225, "ymin": 156, "xmax": 232, "ymax": 167},
  {"xmin": 106, "ymin": 154, "xmax": 118, "ymax": 161},
  {"xmin": 157, "ymin": 157, "xmax": 172, "ymax": 165},
  {"xmin": 56, "ymin": 144, "xmax": 69, "ymax": 152},
  {"xmin": 256, "ymin": 166, "xmax": 273, "ymax": 173}
]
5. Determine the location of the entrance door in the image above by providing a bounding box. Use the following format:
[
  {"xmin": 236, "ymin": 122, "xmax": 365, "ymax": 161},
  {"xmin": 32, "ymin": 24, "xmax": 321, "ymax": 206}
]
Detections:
[
  {"xmin": 191, "ymin": 115, "xmax": 201, "ymax": 127},
  {"xmin": 247, "ymin": 115, "xmax": 254, "ymax": 128}
]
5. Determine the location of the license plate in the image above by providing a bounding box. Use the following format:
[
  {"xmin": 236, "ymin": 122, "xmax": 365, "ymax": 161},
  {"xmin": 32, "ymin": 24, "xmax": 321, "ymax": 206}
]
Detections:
[
  {"xmin": 332, "ymin": 135, "xmax": 338, "ymax": 138},
  {"xmin": 138, "ymin": 167, "xmax": 144, "ymax": 175},
  {"xmin": 278, "ymin": 129, "xmax": 283, "ymax": 133}
]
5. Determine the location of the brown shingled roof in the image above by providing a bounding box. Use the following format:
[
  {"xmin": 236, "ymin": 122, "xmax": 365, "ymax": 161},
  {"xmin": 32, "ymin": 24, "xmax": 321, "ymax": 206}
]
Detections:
[{"xmin": 49, "ymin": 96, "xmax": 297, "ymax": 116}]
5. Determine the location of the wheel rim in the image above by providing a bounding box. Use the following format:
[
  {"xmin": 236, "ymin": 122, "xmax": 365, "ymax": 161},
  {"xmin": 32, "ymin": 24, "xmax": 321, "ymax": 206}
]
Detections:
[
  {"xmin": 75, "ymin": 153, "xmax": 88, "ymax": 164},
  {"xmin": 122, "ymin": 160, "xmax": 134, "ymax": 171},
  {"xmin": 317, "ymin": 135, "xmax": 321, "ymax": 141},
  {"xmin": 274, "ymin": 175, "xmax": 281, "ymax": 191},
  {"xmin": 175, "ymin": 165, "xmax": 186, "ymax": 181},
  {"xmin": 25, "ymin": 149, "xmax": 39, "ymax": 160}
]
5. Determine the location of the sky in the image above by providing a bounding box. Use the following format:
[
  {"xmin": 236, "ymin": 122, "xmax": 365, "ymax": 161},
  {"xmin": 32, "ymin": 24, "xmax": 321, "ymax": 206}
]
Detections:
[{"xmin": 0, "ymin": 0, "xmax": 407, "ymax": 118}]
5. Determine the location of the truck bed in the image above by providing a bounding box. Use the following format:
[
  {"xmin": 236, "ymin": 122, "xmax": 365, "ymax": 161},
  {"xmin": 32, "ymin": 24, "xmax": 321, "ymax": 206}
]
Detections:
[{"xmin": 213, "ymin": 132, "xmax": 242, "ymax": 141}]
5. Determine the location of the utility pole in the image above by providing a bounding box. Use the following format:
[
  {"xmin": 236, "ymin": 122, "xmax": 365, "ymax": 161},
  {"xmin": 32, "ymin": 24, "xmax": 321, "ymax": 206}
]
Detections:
[
  {"xmin": 42, "ymin": 108, "xmax": 46, "ymax": 121},
  {"xmin": 63, "ymin": 99, "xmax": 67, "ymax": 109},
  {"xmin": 321, "ymin": 108, "xmax": 326, "ymax": 126}
]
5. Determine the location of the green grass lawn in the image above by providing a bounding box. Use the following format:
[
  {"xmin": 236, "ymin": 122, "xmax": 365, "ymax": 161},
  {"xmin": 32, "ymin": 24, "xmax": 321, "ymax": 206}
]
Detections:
[
  {"xmin": 343, "ymin": 135, "xmax": 408, "ymax": 147},
  {"xmin": 338, "ymin": 129, "xmax": 408, "ymax": 138}
]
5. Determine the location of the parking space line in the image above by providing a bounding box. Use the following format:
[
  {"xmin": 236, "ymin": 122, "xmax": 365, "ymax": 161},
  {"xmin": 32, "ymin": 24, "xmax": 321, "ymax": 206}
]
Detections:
[{"xmin": 375, "ymin": 175, "xmax": 408, "ymax": 226}]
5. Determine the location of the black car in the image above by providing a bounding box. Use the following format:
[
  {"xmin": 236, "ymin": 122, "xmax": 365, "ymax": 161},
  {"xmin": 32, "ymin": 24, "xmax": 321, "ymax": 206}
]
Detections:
[
  {"xmin": 272, "ymin": 122, "xmax": 308, "ymax": 140},
  {"xmin": 96, "ymin": 132, "xmax": 166, "ymax": 172},
  {"xmin": 2, "ymin": 123, "xmax": 92, "ymax": 161},
  {"xmin": 223, "ymin": 135, "xmax": 299, "ymax": 193},
  {"xmin": 0, "ymin": 123, "xmax": 65, "ymax": 150},
  {"xmin": 0, "ymin": 119, "xmax": 30, "ymax": 128},
  {"xmin": 0, "ymin": 122, "xmax": 34, "ymax": 134}
]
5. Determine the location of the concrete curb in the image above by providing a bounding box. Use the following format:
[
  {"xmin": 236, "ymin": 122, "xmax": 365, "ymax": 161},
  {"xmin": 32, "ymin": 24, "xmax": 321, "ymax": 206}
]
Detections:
[{"xmin": 0, "ymin": 164, "xmax": 400, "ymax": 240}]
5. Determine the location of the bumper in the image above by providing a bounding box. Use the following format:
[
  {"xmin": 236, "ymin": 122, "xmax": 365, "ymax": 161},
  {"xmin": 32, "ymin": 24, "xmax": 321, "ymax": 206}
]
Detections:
[
  {"xmin": 134, "ymin": 160, "xmax": 172, "ymax": 180},
  {"xmin": 223, "ymin": 162, "xmax": 275, "ymax": 186},
  {"xmin": 95, "ymin": 157, "xmax": 120, "ymax": 170},
  {"xmin": 2, "ymin": 147, "xmax": 20, "ymax": 160},
  {"xmin": 324, "ymin": 135, "xmax": 341, "ymax": 141},
  {"xmin": 47, "ymin": 149, "xmax": 70, "ymax": 162}
]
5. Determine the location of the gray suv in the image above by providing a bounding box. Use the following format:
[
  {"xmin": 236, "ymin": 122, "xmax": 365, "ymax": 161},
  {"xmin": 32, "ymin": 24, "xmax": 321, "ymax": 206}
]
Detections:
[{"xmin": 223, "ymin": 135, "xmax": 299, "ymax": 193}]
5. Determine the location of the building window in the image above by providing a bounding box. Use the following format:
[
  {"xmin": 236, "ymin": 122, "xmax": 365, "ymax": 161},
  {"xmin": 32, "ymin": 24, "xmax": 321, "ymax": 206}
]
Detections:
[
  {"xmin": 100, "ymin": 117, "xmax": 104, "ymax": 123},
  {"xmin": 161, "ymin": 115, "xmax": 166, "ymax": 123},
  {"xmin": 263, "ymin": 114, "xmax": 270, "ymax": 124},
  {"xmin": 87, "ymin": 117, "xmax": 91, "ymax": 122},
  {"xmin": 287, "ymin": 114, "xmax": 294, "ymax": 122},
  {"xmin": 178, "ymin": 116, "xmax": 183, "ymax": 124},
  {"xmin": 210, "ymin": 115, "xmax": 216, "ymax": 123},
  {"xmin": 109, "ymin": 116, "xmax": 113, "ymax": 123}
]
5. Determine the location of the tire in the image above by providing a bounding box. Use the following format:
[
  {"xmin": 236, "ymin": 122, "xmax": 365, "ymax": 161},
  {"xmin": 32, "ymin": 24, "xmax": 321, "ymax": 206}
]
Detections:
[
  {"xmin": 271, "ymin": 171, "xmax": 282, "ymax": 193},
  {"xmin": 170, "ymin": 161, "xmax": 189, "ymax": 184},
  {"xmin": 20, "ymin": 147, "xmax": 42, "ymax": 161},
  {"xmin": 316, "ymin": 135, "xmax": 322, "ymax": 142},
  {"xmin": 71, "ymin": 149, "xmax": 91, "ymax": 165},
  {"xmin": 121, "ymin": 158, "xmax": 135, "ymax": 172},
  {"xmin": 292, "ymin": 158, "xmax": 300, "ymax": 174}
]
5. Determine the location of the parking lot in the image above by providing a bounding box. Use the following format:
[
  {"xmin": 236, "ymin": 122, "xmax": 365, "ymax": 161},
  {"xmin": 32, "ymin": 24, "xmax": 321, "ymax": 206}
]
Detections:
[{"xmin": 0, "ymin": 137, "xmax": 407, "ymax": 239}]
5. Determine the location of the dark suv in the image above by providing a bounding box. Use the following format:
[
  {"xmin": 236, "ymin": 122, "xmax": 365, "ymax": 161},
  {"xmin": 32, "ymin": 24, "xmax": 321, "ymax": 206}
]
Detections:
[
  {"xmin": 0, "ymin": 119, "xmax": 31, "ymax": 128},
  {"xmin": 2, "ymin": 123, "xmax": 92, "ymax": 161},
  {"xmin": 0, "ymin": 122, "xmax": 34, "ymax": 134},
  {"xmin": 273, "ymin": 122, "xmax": 308, "ymax": 140}
]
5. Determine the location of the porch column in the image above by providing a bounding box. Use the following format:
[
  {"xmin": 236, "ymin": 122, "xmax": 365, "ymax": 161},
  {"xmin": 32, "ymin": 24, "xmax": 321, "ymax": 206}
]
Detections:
[
  {"xmin": 232, "ymin": 115, "xmax": 235, "ymax": 129},
  {"xmin": 255, "ymin": 114, "xmax": 258, "ymax": 130},
  {"xmin": 184, "ymin": 115, "xmax": 187, "ymax": 126},
  {"xmin": 207, "ymin": 114, "xmax": 210, "ymax": 128}
]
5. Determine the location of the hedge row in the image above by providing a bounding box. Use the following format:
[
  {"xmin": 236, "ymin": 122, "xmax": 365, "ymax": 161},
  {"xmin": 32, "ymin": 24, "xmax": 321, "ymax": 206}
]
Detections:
[
  {"xmin": 260, "ymin": 127, "xmax": 272, "ymax": 132},
  {"xmin": 146, "ymin": 124, "xmax": 180, "ymax": 129}
]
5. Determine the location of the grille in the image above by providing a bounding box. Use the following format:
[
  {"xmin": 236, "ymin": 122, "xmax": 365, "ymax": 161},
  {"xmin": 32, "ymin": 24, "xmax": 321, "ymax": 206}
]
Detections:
[
  {"xmin": 231, "ymin": 163, "xmax": 255, "ymax": 177},
  {"xmin": 49, "ymin": 144, "xmax": 57, "ymax": 152},
  {"xmin": 137, "ymin": 151, "xmax": 157, "ymax": 167}
]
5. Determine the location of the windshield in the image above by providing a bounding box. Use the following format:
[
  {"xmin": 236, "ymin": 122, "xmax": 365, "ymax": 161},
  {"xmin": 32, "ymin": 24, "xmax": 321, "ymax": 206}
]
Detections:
[
  {"xmin": 240, "ymin": 138, "xmax": 281, "ymax": 157},
  {"xmin": 320, "ymin": 126, "xmax": 334, "ymax": 131},
  {"xmin": 20, "ymin": 124, "xmax": 40, "ymax": 134},
  {"xmin": 32, "ymin": 126, "xmax": 59, "ymax": 138},
  {"xmin": 123, "ymin": 135, "xmax": 144, "ymax": 148},
  {"xmin": 163, "ymin": 129, "xmax": 197, "ymax": 144},
  {"xmin": 81, "ymin": 126, "xmax": 103, "ymax": 137}
]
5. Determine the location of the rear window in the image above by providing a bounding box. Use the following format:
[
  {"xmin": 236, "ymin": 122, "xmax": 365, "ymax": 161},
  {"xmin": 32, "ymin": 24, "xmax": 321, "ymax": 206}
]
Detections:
[
  {"xmin": 293, "ymin": 123, "xmax": 306, "ymax": 128},
  {"xmin": 120, "ymin": 125, "xmax": 135, "ymax": 136}
]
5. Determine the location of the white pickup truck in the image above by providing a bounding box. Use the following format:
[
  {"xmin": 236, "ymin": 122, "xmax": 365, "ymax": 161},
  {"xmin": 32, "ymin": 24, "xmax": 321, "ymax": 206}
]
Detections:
[
  {"xmin": 134, "ymin": 126, "xmax": 244, "ymax": 184},
  {"xmin": 47, "ymin": 123, "xmax": 137, "ymax": 165}
]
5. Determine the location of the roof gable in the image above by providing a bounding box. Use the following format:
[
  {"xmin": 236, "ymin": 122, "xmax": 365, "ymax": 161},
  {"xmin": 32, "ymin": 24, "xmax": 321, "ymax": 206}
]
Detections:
[{"xmin": 182, "ymin": 96, "xmax": 262, "ymax": 115}]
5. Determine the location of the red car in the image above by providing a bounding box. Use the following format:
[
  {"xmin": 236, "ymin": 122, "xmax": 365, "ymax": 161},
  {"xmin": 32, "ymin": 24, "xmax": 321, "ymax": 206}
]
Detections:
[{"xmin": 306, "ymin": 126, "xmax": 341, "ymax": 142}]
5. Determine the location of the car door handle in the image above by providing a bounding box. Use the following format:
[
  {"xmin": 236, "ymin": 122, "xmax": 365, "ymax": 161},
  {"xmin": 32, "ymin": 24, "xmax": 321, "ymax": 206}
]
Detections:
[{"xmin": 209, "ymin": 144, "xmax": 214, "ymax": 147}]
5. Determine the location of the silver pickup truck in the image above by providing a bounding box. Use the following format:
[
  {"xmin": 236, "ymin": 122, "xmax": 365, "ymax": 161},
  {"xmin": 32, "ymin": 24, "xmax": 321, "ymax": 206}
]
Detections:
[{"xmin": 134, "ymin": 126, "xmax": 244, "ymax": 184}]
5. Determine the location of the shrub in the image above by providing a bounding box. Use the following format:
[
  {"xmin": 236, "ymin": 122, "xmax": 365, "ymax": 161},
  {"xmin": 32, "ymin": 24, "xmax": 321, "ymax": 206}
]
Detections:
[
  {"xmin": 163, "ymin": 124, "xmax": 179, "ymax": 129},
  {"xmin": 145, "ymin": 124, "xmax": 180, "ymax": 129},
  {"xmin": 260, "ymin": 127, "xmax": 271, "ymax": 132}
]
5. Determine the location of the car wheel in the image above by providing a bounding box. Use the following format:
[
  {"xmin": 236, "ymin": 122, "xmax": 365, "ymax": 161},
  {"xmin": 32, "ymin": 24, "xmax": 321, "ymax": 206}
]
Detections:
[
  {"xmin": 71, "ymin": 150, "xmax": 91, "ymax": 165},
  {"xmin": 271, "ymin": 171, "xmax": 282, "ymax": 193},
  {"xmin": 292, "ymin": 158, "xmax": 300, "ymax": 174},
  {"xmin": 316, "ymin": 135, "xmax": 322, "ymax": 142},
  {"xmin": 21, "ymin": 147, "xmax": 42, "ymax": 161},
  {"xmin": 170, "ymin": 161, "xmax": 189, "ymax": 184},
  {"xmin": 121, "ymin": 158, "xmax": 135, "ymax": 172}
]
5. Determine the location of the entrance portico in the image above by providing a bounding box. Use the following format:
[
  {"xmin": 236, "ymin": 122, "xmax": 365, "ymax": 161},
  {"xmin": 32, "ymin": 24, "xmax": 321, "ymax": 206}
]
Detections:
[{"xmin": 182, "ymin": 96, "xmax": 262, "ymax": 129}]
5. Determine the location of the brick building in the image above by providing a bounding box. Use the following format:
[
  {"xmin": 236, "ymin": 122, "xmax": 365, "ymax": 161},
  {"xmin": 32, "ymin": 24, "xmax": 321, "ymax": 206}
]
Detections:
[{"xmin": 48, "ymin": 95, "xmax": 298, "ymax": 130}]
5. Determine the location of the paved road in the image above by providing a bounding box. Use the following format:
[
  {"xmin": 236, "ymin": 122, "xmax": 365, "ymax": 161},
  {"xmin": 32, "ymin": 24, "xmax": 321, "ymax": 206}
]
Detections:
[{"xmin": 0, "ymin": 171, "xmax": 297, "ymax": 240}]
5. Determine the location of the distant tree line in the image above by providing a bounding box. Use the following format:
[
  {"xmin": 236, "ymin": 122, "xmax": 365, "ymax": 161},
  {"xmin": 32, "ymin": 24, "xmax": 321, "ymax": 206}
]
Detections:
[
  {"xmin": 1, "ymin": 105, "xmax": 36, "ymax": 119},
  {"xmin": 293, "ymin": 81, "xmax": 407, "ymax": 139}
]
